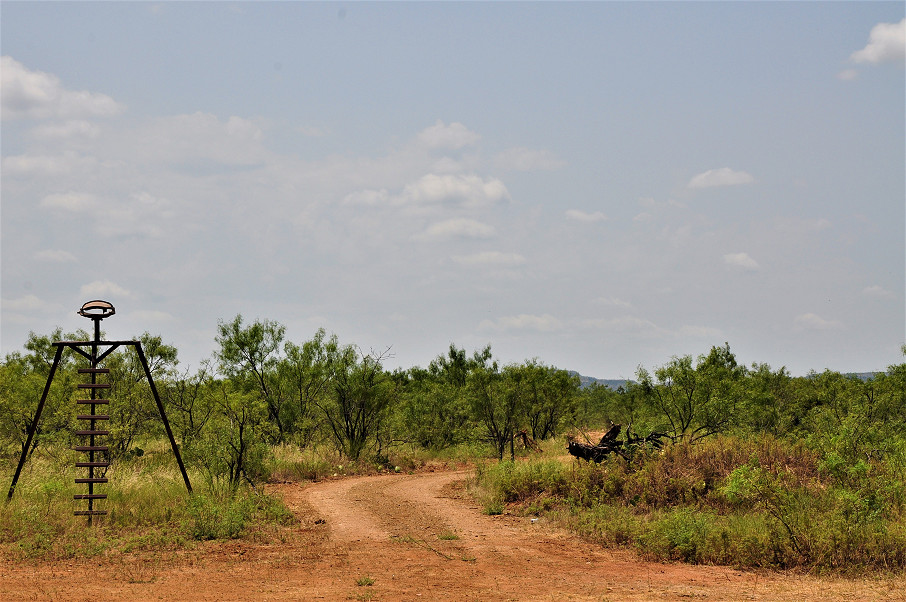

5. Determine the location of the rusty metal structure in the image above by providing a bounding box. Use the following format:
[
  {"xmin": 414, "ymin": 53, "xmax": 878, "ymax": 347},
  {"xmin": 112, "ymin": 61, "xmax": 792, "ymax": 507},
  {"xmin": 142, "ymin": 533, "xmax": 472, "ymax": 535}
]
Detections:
[{"xmin": 5, "ymin": 300, "xmax": 192, "ymax": 523}]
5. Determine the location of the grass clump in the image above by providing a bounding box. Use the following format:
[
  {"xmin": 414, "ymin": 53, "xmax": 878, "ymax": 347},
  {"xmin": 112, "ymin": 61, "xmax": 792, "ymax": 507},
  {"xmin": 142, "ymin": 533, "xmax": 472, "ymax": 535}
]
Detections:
[
  {"xmin": 471, "ymin": 459, "xmax": 568, "ymax": 516},
  {"xmin": 186, "ymin": 489, "xmax": 293, "ymax": 540}
]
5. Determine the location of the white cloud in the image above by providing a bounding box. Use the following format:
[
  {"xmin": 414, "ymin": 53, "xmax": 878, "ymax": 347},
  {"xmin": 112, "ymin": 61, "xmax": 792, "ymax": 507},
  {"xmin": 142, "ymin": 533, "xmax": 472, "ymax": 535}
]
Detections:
[
  {"xmin": 415, "ymin": 218, "xmax": 496, "ymax": 241},
  {"xmin": 723, "ymin": 252, "xmax": 760, "ymax": 271},
  {"xmin": 399, "ymin": 173, "xmax": 510, "ymax": 207},
  {"xmin": 637, "ymin": 197, "xmax": 688, "ymax": 216},
  {"xmin": 583, "ymin": 316, "xmax": 662, "ymax": 335},
  {"xmin": 639, "ymin": 197, "xmax": 687, "ymax": 210},
  {"xmin": 296, "ymin": 124, "xmax": 328, "ymax": 137},
  {"xmin": 837, "ymin": 68, "xmax": 859, "ymax": 81},
  {"xmin": 688, "ymin": 167, "xmax": 755, "ymax": 189},
  {"xmin": 31, "ymin": 120, "xmax": 101, "ymax": 140},
  {"xmin": 494, "ymin": 147, "xmax": 565, "ymax": 171},
  {"xmin": 134, "ymin": 112, "xmax": 269, "ymax": 166},
  {"xmin": 1, "ymin": 56, "xmax": 123, "ymax": 120},
  {"xmin": 225, "ymin": 115, "xmax": 261, "ymax": 139},
  {"xmin": 343, "ymin": 188, "xmax": 390, "ymax": 206},
  {"xmin": 95, "ymin": 191, "xmax": 176, "ymax": 238},
  {"xmin": 35, "ymin": 249, "xmax": 78, "ymax": 263},
  {"xmin": 593, "ymin": 296, "xmax": 632, "ymax": 308},
  {"xmin": 479, "ymin": 313, "xmax": 562, "ymax": 332},
  {"xmin": 40, "ymin": 191, "xmax": 99, "ymax": 212},
  {"xmin": 452, "ymin": 251, "xmax": 526, "ymax": 266},
  {"xmin": 346, "ymin": 173, "xmax": 510, "ymax": 209},
  {"xmin": 430, "ymin": 157, "xmax": 464, "ymax": 174},
  {"xmin": 417, "ymin": 120, "xmax": 480, "ymax": 150},
  {"xmin": 794, "ymin": 313, "xmax": 842, "ymax": 331},
  {"xmin": 38, "ymin": 190, "xmax": 175, "ymax": 239},
  {"xmin": 2, "ymin": 152, "xmax": 99, "ymax": 177},
  {"xmin": 1, "ymin": 294, "xmax": 60, "ymax": 313},
  {"xmin": 862, "ymin": 285, "xmax": 894, "ymax": 298},
  {"xmin": 79, "ymin": 280, "xmax": 133, "ymax": 299},
  {"xmin": 565, "ymin": 209, "xmax": 608, "ymax": 222},
  {"xmin": 851, "ymin": 18, "xmax": 906, "ymax": 65},
  {"xmin": 582, "ymin": 318, "xmax": 722, "ymax": 340},
  {"xmin": 809, "ymin": 218, "xmax": 832, "ymax": 231}
]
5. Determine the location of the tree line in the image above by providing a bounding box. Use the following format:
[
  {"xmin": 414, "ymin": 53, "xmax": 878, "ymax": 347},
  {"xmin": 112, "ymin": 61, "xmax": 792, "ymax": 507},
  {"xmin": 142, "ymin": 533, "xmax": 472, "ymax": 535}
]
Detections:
[{"xmin": 2, "ymin": 316, "xmax": 904, "ymax": 492}]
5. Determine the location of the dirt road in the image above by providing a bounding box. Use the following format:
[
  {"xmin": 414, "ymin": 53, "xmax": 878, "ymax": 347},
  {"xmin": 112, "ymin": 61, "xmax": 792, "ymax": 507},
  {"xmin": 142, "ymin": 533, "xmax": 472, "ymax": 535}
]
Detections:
[{"xmin": 1, "ymin": 469, "xmax": 903, "ymax": 600}]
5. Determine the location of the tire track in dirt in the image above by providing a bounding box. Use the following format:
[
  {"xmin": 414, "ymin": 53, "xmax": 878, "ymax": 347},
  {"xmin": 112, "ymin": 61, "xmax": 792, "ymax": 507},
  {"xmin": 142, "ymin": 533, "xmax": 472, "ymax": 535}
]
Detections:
[{"xmin": 302, "ymin": 474, "xmax": 390, "ymax": 542}]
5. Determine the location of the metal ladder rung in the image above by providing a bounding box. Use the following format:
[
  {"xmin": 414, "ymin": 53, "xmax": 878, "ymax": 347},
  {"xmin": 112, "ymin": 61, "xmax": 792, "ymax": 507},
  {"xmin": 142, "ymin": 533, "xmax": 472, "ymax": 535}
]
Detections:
[{"xmin": 75, "ymin": 366, "xmax": 111, "ymax": 525}]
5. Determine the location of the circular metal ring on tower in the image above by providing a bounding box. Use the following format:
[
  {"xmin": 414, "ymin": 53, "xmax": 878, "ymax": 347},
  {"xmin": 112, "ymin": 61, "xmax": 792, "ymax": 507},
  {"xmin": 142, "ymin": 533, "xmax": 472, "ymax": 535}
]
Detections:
[{"xmin": 78, "ymin": 300, "xmax": 116, "ymax": 319}]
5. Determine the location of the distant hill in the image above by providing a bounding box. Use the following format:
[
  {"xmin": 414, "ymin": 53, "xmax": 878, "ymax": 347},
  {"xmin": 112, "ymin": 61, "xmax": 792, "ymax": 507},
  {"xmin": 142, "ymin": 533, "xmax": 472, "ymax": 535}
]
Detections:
[
  {"xmin": 568, "ymin": 371, "xmax": 630, "ymax": 390},
  {"xmin": 571, "ymin": 371, "xmax": 881, "ymax": 389},
  {"xmin": 844, "ymin": 372, "xmax": 880, "ymax": 382}
]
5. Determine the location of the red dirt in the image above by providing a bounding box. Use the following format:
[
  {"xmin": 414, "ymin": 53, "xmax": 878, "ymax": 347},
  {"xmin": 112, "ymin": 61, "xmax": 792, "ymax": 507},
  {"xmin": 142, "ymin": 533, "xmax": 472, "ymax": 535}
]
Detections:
[{"xmin": 1, "ymin": 469, "xmax": 903, "ymax": 600}]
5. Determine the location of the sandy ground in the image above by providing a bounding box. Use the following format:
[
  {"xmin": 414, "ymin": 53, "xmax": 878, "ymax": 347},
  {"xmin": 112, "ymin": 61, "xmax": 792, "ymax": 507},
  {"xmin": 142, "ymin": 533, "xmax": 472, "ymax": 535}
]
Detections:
[{"xmin": 1, "ymin": 468, "xmax": 903, "ymax": 601}]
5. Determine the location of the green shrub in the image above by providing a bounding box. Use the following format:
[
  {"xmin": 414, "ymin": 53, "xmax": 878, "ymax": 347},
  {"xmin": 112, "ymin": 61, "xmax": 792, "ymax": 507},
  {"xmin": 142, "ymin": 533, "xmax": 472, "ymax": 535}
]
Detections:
[
  {"xmin": 639, "ymin": 507, "xmax": 715, "ymax": 563},
  {"xmin": 187, "ymin": 493, "xmax": 243, "ymax": 540},
  {"xmin": 567, "ymin": 504, "xmax": 642, "ymax": 547}
]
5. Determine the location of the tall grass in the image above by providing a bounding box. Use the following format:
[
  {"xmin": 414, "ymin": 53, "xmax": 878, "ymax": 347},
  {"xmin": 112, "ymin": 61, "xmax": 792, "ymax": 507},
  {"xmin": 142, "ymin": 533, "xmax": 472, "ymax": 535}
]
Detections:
[
  {"xmin": 473, "ymin": 435, "xmax": 906, "ymax": 574},
  {"xmin": 268, "ymin": 440, "xmax": 486, "ymax": 482},
  {"xmin": 0, "ymin": 449, "xmax": 295, "ymax": 560}
]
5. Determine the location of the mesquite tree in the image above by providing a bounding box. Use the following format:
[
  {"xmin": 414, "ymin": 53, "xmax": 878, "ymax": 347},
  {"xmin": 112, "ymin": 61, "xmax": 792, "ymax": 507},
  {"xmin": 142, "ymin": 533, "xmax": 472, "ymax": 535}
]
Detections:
[
  {"xmin": 215, "ymin": 315, "xmax": 289, "ymax": 442},
  {"xmin": 317, "ymin": 345, "xmax": 396, "ymax": 461},
  {"xmin": 637, "ymin": 343, "xmax": 744, "ymax": 444}
]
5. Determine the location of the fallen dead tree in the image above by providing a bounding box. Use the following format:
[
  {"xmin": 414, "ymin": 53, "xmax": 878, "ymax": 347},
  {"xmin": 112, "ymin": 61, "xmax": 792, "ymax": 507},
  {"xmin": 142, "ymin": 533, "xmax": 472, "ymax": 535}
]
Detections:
[{"xmin": 566, "ymin": 424, "xmax": 667, "ymax": 462}]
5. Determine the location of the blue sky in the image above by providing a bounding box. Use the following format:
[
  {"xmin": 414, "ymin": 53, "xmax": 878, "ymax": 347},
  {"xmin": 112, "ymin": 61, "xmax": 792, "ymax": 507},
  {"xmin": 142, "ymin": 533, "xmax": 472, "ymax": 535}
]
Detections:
[{"xmin": 2, "ymin": 2, "xmax": 904, "ymax": 378}]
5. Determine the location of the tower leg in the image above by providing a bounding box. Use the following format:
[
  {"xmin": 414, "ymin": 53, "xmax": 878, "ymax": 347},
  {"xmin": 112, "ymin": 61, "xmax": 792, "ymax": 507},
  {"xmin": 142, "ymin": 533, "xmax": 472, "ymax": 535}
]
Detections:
[
  {"xmin": 134, "ymin": 344, "xmax": 193, "ymax": 493},
  {"xmin": 6, "ymin": 346, "xmax": 64, "ymax": 502}
]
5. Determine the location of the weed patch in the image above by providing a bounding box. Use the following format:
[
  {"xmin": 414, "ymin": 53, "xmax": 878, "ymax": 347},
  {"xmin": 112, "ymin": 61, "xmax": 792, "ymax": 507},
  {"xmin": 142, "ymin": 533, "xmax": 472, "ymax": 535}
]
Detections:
[{"xmin": 473, "ymin": 435, "xmax": 906, "ymax": 574}]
